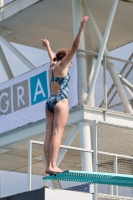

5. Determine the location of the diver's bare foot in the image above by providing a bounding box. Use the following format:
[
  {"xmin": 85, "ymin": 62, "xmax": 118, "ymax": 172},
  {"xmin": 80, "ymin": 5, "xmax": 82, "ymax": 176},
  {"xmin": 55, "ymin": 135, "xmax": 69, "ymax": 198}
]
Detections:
[
  {"xmin": 46, "ymin": 166, "xmax": 63, "ymax": 174},
  {"xmin": 45, "ymin": 167, "xmax": 50, "ymax": 174}
]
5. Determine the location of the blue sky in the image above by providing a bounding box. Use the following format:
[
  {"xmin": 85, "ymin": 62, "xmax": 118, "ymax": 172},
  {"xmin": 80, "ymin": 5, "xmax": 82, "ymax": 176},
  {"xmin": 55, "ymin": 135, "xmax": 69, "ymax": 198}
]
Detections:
[{"xmin": 0, "ymin": 42, "xmax": 133, "ymax": 197}]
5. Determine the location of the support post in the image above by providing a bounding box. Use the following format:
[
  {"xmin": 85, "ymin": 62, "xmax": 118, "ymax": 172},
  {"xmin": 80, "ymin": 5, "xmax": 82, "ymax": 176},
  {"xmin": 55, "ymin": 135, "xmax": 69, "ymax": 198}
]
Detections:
[
  {"xmin": 110, "ymin": 185, "xmax": 113, "ymax": 196},
  {"xmin": 93, "ymin": 120, "xmax": 97, "ymax": 173},
  {"xmin": 72, "ymin": 0, "xmax": 87, "ymax": 104},
  {"xmin": 103, "ymin": 56, "xmax": 107, "ymax": 110},
  {"xmin": 0, "ymin": 35, "xmax": 36, "ymax": 70},
  {"xmin": 79, "ymin": 121, "xmax": 93, "ymax": 171},
  {"xmin": 93, "ymin": 120, "xmax": 97, "ymax": 200},
  {"xmin": 86, "ymin": 55, "xmax": 95, "ymax": 106},
  {"xmin": 103, "ymin": 56, "xmax": 107, "ymax": 121},
  {"xmin": 0, "ymin": 0, "xmax": 4, "ymax": 8},
  {"xmin": 114, "ymin": 156, "xmax": 118, "ymax": 196},
  {"xmin": 0, "ymin": 170, "xmax": 1, "ymax": 198},
  {"xmin": 79, "ymin": 120, "xmax": 93, "ymax": 193},
  {"xmin": 28, "ymin": 140, "xmax": 32, "ymax": 191},
  {"xmin": 0, "ymin": 0, "xmax": 4, "ymax": 19},
  {"xmin": 0, "ymin": 45, "xmax": 14, "ymax": 79},
  {"xmin": 83, "ymin": 0, "xmax": 133, "ymax": 114}
]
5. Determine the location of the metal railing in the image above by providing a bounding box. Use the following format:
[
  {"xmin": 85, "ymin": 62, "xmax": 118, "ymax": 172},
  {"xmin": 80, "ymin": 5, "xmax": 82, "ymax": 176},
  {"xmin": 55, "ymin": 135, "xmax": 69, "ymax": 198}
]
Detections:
[
  {"xmin": 0, "ymin": 0, "xmax": 18, "ymax": 9},
  {"xmin": 77, "ymin": 49, "xmax": 133, "ymax": 114},
  {"xmin": 28, "ymin": 121, "xmax": 133, "ymax": 199},
  {"xmin": 29, "ymin": 141, "xmax": 133, "ymax": 199}
]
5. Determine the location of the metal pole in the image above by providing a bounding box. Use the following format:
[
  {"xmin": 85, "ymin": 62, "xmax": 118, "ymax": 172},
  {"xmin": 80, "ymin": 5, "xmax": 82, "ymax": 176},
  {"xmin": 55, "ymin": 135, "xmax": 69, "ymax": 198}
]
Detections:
[
  {"xmin": 114, "ymin": 156, "xmax": 118, "ymax": 196},
  {"xmin": 93, "ymin": 120, "xmax": 97, "ymax": 200},
  {"xmin": 72, "ymin": 0, "xmax": 87, "ymax": 104},
  {"xmin": 0, "ymin": 0, "xmax": 4, "ymax": 17},
  {"xmin": 103, "ymin": 56, "xmax": 107, "ymax": 121},
  {"xmin": 0, "ymin": 45, "xmax": 14, "ymax": 79},
  {"xmin": 83, "ymin": 0, "xmax": 108, "ymax": 55},
  {"xmin": 108, "ymin": 64, "xmax": 133, "ymax": 114},
  {"xmin": 110, "ymin": 185, "xmax": 113, "ymax": 196},
  {"xmin": 79, "ymin": 121, "xmax": 93, "ymax": 193},
  {"xmin": 83, "ymin": 0, "xmax": 133, "ymax": 114},
  {"xmin": 28, "ymin": 140, "xmax": 32, "ymax": 191},
  {"xmin": 79, "ymin": 121, "xmax": 93, "ymax": 171},
  {"xmin": 110, "ymin": 162, "xmax": 115, "ymax": 195},
  {"xmin": 86, "ymin": 0, "xmax": 119, "ymax": 103},
  {"xmin": 103, "ymin": 57, "xmax": 107, "ymax": 110},
  {"xmin": 0, "ymin": 0, "xmax": 4, "ymax": 7},
  {"xmin": 0, "ymin": 35, "xmax": 36, "ymax": 70},
  {"xmin": 86, "ymin": 55, "xmax": 95, "ymax": 106},
  {"xmin": 72, "ymin": 0, "xmax": 85, "ymax": 47},
  {"xmin": 125, "ymin": 85, "xmax": 133, "ymax": 98},
  {"xmin": 0, "ymin": 170, "xmax": 1, "ymax": 198},
  {"xmin": 118, "ymin": 74, "xmax": 133, "ymax": 91}
]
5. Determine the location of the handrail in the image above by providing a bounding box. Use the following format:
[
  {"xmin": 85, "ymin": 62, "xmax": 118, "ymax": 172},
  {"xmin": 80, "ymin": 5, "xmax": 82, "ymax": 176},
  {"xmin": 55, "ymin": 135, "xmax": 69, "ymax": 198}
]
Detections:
[
  {"xmin": 78, "ymin": 49, "xmax": 133, "ymax": 65},
  {"xmin": 0, "ymin": 0, "xmax": 18, "ymax": 9},
  {"xmin": 31, "ymin": 140, "xmax": 133, "ymax": 160}
]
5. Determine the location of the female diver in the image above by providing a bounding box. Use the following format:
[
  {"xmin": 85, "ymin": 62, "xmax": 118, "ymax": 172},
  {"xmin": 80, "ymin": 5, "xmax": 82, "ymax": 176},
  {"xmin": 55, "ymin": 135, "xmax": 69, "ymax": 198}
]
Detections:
[{"xmin": 41, "ymin": 16, "xmax": 89, "ymax": 174}]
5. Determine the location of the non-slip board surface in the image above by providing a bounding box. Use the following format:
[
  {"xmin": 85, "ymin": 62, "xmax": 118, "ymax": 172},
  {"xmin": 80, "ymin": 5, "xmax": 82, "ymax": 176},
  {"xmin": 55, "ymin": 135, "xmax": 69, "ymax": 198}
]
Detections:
[{"xmin": 42, "ymin": 170, "xmax": 133, "ymax": 187}]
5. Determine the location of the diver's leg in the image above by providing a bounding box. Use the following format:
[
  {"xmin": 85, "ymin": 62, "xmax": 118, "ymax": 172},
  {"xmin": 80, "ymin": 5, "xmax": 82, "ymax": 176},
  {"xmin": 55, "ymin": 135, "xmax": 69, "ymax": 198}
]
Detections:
[{"xmin": 48, "ymin": 99, "xmax": 69, "ymax": 173}]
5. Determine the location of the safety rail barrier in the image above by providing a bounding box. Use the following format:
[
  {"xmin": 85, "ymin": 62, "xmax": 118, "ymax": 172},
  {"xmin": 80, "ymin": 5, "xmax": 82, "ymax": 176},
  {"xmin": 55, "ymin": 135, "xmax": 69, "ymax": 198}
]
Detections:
[
  {"xmin": 77, "ymin": 49, "xmax": 133, "ymax": 114},
  {"xmin": 28, "ymin": 121, "xmax": 133, "ymax": 199},
  {"xmin": 0, "ymin": 0, "xmax": 17, "ymax": 9}
]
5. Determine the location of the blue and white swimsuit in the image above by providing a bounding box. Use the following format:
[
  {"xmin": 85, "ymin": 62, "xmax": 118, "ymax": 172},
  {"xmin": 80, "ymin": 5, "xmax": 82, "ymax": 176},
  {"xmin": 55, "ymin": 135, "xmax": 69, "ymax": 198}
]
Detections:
[{"xmin": 45, "ymin": 66, "xmax": 70, "ymax": 113}]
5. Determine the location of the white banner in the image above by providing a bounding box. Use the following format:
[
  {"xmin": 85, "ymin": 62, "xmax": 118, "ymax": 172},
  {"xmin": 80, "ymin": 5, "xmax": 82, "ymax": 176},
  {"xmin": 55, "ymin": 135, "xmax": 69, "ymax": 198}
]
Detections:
[{"xmin": 0, "ymin": 57, "xmax": 78, "ymax": 134}]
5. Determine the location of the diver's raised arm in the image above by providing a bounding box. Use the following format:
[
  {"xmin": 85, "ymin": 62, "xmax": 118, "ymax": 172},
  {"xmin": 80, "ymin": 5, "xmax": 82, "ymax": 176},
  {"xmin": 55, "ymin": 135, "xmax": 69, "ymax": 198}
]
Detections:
[
  {"xmin": 41, "ymin": 38, "xmax": 55, "ymax": 64},
  {"xmin": 60, "ymin": 16, "xmax": 89, "ymax": 68}
]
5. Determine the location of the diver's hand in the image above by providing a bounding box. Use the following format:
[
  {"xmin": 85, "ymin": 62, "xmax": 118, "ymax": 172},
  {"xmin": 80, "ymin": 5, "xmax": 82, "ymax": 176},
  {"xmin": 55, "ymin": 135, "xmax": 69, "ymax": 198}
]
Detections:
[
  {"xmin": 41, "ymin": 38, "xmax": 50, "ymax": 47},
  {"xmin": 79, "ymin": 16, "xmax": 89, "ymax": 31}
]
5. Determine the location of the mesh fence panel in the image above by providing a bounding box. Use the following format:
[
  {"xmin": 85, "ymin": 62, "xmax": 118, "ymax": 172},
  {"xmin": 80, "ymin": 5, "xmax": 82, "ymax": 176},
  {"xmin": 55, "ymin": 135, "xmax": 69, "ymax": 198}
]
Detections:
[
  {"xmin": 97, "ymin": 123, "xmax": 133, "ymax": 156},
  {"xmin": 31, "ymin": 143, "xmax": 91, "ymax": 192},
  {"xmin": 31, "ymin": 122, "xmax": 133, "ymax": 199},
  {"xmin": 98, "ymin": 195, "xmax": 133, "ymax": 200},
  {"xmin": 97, "ymin": 122, "xmax": 133, "ymax": 199},
  {"xmin": 31, "ymin": 143, "xmax": 45, "ymax": 190}
]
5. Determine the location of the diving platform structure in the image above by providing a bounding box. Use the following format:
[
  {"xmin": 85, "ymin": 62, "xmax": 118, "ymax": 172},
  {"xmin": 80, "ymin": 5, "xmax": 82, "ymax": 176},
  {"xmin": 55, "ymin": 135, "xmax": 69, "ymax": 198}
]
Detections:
[{"xmin": 0, "ymin": 0, "xmax": 133, "ymax": 199}]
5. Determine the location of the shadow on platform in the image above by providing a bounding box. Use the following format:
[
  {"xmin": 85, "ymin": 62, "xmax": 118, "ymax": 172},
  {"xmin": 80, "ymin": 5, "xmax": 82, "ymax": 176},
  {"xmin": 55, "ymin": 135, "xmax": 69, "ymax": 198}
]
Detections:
[
  {"xmin": 0, "ymin": 188, "xmax": 44, "ymax": 200},
  {"xmin": 0, "ymin": 186, "xmax": 92, "ymax": 200}
]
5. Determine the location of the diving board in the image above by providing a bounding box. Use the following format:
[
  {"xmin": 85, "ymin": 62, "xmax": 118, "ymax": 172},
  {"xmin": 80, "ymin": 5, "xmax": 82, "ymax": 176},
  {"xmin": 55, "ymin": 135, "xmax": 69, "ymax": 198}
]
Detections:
[{"xmin": 42, "ymin": 171, "xmax": 133, "ymax": 187}]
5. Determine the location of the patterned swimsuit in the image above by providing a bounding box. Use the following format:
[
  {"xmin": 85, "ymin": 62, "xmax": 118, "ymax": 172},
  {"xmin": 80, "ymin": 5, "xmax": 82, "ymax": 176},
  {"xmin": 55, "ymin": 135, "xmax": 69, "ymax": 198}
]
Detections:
[{"xmin": 45, "ymin": 66, "xmax": 70, "ymax": 113}]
